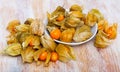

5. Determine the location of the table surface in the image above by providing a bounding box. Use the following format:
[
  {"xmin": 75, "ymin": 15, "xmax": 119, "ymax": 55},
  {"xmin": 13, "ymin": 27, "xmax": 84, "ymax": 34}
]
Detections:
[{"xmin": 0, "ymin": 0, "xmax": 120, "ymax": 72}]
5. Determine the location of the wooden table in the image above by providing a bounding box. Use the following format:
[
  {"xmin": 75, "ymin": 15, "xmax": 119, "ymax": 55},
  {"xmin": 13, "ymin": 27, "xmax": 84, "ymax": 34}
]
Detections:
[{"xmin": 0, "ymin": 0, "xmax": 120, "ymax": 72}]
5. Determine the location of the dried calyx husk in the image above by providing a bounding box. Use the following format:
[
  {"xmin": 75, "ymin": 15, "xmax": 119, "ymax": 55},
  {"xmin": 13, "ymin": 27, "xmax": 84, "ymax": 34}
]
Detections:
[
  {"xmin": 40, "ymin": 34, "xmax": 57, "ymax": 51},
  {"xmin": 85, "ymin": 9, "xmax": 104, "ymax": 27},
  {"xmin": 7, "ymin": 34, "xmax": 19, "ymax": 44},
  {"xmin": 30, "ymin": 19, "xmax": 44, "ymax": 36},
  {"xmin": 60, "ymin": 28, "xmax": 75, "ymax": 42},
  {"xmin": 98, "ymin": 20, "xmax": 108, "ymax": 30},
  {"xmin": 65, "ymin": 5, "xmax": 84, "ymax": 28},
  {"xmin": 94, "ymin": 19, "xmax": 118, "ymax": 48},
  {"xmin": 16, "ymin": 24, "xmax": 30, "ymax": 32},
  {"xmin": 7, "ymin": 20, "xmax": 20, "ymax": 34},
  {"xmin": 73, "ymin": 25, "xmax": 92, "ymax": 42},
  {"xmin": 104, "ymin": 23, "xmax": 118, "ymax": 39},
  {"xmin": 24, "ymin": 18, "xmax": 34, "ymax": 25},
  {"xmin": 33, "ymin": 48, "xmax": 51, "ymax": 66},
  {"xmin": 70, "ymin": 4, "xmax": 82, "ymax": 12},
  {"xmin": 4, "ymin": 43, "xmax": 22, "ymax": 56},
  {"xmin": 94, "ymin": 30, "xmax": 110, "ymax": 48},
  {"xmin": 46, "ymin": 25, "xmax": 58, "ymax": 33},
  {"xmin": 21, "ymin": 47, "xmax": 36, "ymax": 63},
  {"xmin": 55, "ymin": 44, "xmax": 76, "ymax": 62},
  {"xmin": 22, "ymin": 35, "xmax": 40, "ymax": 49},
  {"xmin": 47, "ymin": 6, "xmax": 66, "ymax": 26},
  {"xmin": 65, "ymin": 15, "xmax": 84, "ymax": 28},
  {"xmin": 17, "ymin": 32, "xmax": 30, "ymax": 43}
]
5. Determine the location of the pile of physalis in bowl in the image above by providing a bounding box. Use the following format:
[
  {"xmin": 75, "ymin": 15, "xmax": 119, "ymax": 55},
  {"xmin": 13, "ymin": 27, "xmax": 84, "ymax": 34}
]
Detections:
[
  {"xmin": 46, "ymin": 4, "xmax": 118, "ymax": 47},
  {"xmin": 2, "ymin": 18, "xmax": 76, "ymax": 67},
  {"xmin": 46, "ymin": 4, "xmax": 98, "ymax": 45}
]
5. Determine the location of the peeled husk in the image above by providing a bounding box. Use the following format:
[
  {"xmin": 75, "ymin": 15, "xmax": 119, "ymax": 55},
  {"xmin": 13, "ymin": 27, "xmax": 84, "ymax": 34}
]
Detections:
[
  {"xmin": 70, "ymin": 4, "xmax": 82, "ymax": 12},
  {"xmin": 73, "ymin": 25, "xmax": 92, "ymax": 42},
  {"xmin": 16, "ymin": 24, "xmax": 30, "ymax": 32},
  {"xmin": 4, "ymin": 43, "xmax": 22, "ymax": 56},
  {"xmin": 94, "ymin": 30, "xmax": 110, "ymax": 48},
  {"xmin": 70, "ymin": 11, "xmax": 84, "ymax": 18},
  {"xmin": 60, "ymin": 28, "xmax": 75, "ymax": 42},
  {"xmin": 65, "ymin": 16, "xmax": 84, "ymax": 28},
  {"xmin": 47, "ymin": 6, "xmax": 65, "ymax": 26},
  {"xmin": 33, "ymin": 48, "xmax": 51, "ymax": 66},
  {"xmin": 24, "ymin": 18, "xmax": 34, "ymax": 25},
  {"xmin": 33, "ymin": 48, "xmax": 47, "ymax": 61},
  {"xmin": 40, "ymin": 34, "xmax": 57, "ymax": 51},
  {"xmin": 104, "ymin": 23, "xmax": 117, "ymax": 39},
  {"xmin": 7, "ymin": 20, "xmax": 20, "ymax": 34},
  {"xmin": 7, "ymin": 35, "xmax": 18, "ymax": 44},
  {"xmin": 65, "ymin": 10, "xmax": 84, "ymax": 28},
  {"xmin": 44, "ymin": 51, "xmax": 51, "ymax": 67},
  {"xmin": 55, "ymin": 44, "xmax": 76, "ymax": 62},
  {"xmin": 22, "ymin": 35, "xmax": 40, "ymax": 48},
  {"xmin": 98, "ymin": 20, "xmax": 118, "ymax": 39},
  {"xmin": 98, "ymin": 20, "xmax": 108, "ymax": 30},
  {"xmin": 46, "ymin": 25, "xmax": 58, "ymax": 33},
  {"xmin": 21, "ymin": 47, "xmax": 35, "ymax": 63},
  {"xmin": 89, "ymin": 9, "xmax": 104, "ymax": 21},
  {"xmin": 17, "ymin": 32, "xmax": 30, "ymax": 43},
  {"xmin": 85, "ymin": 9, "xmax": 104, "ymax": 27},
  {"xmin": 30, "ymin": 19, "xmax": 44, "ymax": 36}
]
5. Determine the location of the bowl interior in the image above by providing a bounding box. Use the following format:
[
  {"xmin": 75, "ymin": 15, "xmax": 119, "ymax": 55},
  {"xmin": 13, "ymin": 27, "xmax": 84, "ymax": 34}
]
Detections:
[{"xmin": 44, "ymin": 18, "xmax": 98, "ymax": 46}]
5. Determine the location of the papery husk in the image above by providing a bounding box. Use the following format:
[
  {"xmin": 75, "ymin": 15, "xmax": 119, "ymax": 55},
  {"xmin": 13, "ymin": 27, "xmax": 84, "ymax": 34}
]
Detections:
[
  {"xmin": 60, "ymin": 22, "xmax": 68, "ymax": 31},
  {"xmin": 85, "ymin": 12, "xmax": 97, "ymax": 27},
  {"xmin": 22, "ymin": 35, "xmax": 34, "ymax": 48},
  {"xmin": 30, "ymin": 19, "xmax": 44, "ymax": 36},
  {"xmin": 17, "ymin": 32, "xmax": 30, "ymax": 43},
  {"xmin": 55, "ymin": 44, "xmax": 76, "ymax": 62},
  {"xmin": 104, "ymin": 23, "xmax": 118, "ymax": 39},
  {"xmin": 85, "ymin": 9, "xmax": 104, "ymax": 27},
  {"xmin": 94, "ymin": 30, "xmax": 110, "ymax": 48},
  {"xmin": 7, "ymin": 20, "xmax": 20, "ymax": 34},
  {"xmin": 24, "ymin": 18, "xmax": 34, "ymax": 25},
  {"xmin": 70, "ymin": 4, "xmax": 82, "ymax": 12},
  {"xmin": 22, "ymin": 35, "xmax": 40, "ymax": 48},
  {"xmin": 33, "ymin": 45, "xmax": 41, "ymax": 50},
  {"xmin": 47, "ymin": 6, "xmax": 65, "ymax": 26},
  {"xmin": 65, "ymin": 16, "xmax": 84, "ymax": 28},
  {"xmin": 21, "ymin": 47, "xmax": 35, "ymax": 63},
  {"xmin": 89, "ymin": 9, "xmax": 104, "ymax": 21},
  {"xmin": 51, "ymin": 6, "xmax": 65, "ymax": 17},
  {"xmin": 40, "ymin": 34, "xmax": 57, "ymax": 51},
  {"xmin": 73, "ymin": 25, "xmax": 92, "ymax": 42},
  {"xmin": 44, "ymin": 51, "xmax": 51, "ymax": 67},
  {"xmin": 33, "ymin": 48, "xmax": 47, "ymax": 61},
  {"xmin": 70, "ymin": 11, "xmax": 84, "ymax": 18},
  {"xmin": 16, "ymin": 24, "xmax": 30, "ymax": 32},
  {"xmin": 65, "ymin": 10, "xmax": 84, "ymax": 28},
  {"xmin": 98, "ymin": 20, "xmax": 108, "ymax": 30},
  {"xmin": 60, "ymin": 28, "xmax": 75, "ymax": 42},
  {"xmin": 98, "ymin": 20, "xmax": 118, "ymax": 39},
  {"xmin": 59, "ymin": 56, "xmax": 71, "ymax": 63},
  {"xmin": 7, "ymin": 34, "xmax": 18, "ymax": 44},
  {"xmin": 4, "ymin": 43, "xmax": 22, "ymax": 56},
  {"xmin": 46, "ymin": 25, "xmax": 58, "ymax": 33}
]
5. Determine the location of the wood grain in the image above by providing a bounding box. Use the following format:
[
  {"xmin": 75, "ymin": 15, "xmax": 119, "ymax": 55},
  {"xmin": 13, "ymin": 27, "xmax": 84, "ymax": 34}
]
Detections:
[{"xmin": 0, "ymin": 0, "xmax": 120, "ymax": 72}]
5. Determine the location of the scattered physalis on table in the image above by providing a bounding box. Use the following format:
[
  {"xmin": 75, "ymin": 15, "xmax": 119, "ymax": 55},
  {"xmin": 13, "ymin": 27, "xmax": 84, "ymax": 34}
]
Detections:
[{"xmin": 2, "ymin": 18, "xmax": 76, "ymax": 67}]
